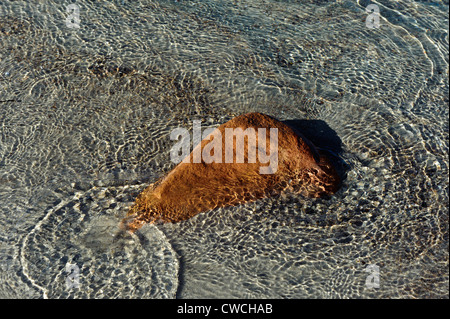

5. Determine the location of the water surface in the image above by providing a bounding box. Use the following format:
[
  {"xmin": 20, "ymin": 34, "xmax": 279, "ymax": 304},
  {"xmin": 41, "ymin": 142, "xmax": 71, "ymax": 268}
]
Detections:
[{"xmin": 0, "ymin": 0, "xmax": 448, "ymax": 298}]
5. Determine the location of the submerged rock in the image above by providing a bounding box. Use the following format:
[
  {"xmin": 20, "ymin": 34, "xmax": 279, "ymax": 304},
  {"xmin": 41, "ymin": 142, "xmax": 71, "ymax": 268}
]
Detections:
[{"xmin": 123, "ymin": 112, "xmax": 340, "ymax": 231}]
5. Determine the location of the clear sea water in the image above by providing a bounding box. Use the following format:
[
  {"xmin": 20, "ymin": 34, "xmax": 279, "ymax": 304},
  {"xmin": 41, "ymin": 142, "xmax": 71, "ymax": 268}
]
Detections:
[{"xmin": 0, "ymin": 0, "xmax": 448, "ymax": 298}]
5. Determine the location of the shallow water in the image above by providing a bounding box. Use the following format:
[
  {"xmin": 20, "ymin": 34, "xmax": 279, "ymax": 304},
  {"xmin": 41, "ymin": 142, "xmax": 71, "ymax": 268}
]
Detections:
[{"xmin": 0, "ymin": 0, "xmax": 448, "ymax": 298}]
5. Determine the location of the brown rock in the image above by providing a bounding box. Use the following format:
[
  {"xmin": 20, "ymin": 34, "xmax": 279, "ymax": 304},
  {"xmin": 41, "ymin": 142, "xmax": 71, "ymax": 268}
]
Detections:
[{"xmin": 123, "ymin": 112, "xmax": 340, "ymax": 231}]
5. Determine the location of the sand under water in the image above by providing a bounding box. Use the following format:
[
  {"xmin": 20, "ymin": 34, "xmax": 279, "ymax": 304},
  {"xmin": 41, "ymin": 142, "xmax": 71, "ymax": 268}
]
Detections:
[{"xmin": 0, "ymin": 0, "xmax": 448, "ymax": 298}]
